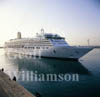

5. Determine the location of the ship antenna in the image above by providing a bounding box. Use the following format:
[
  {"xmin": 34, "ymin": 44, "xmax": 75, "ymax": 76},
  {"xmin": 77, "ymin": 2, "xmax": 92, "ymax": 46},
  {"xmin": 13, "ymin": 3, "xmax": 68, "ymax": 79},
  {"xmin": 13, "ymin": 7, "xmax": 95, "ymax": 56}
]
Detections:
[
  {"xmin": 87, "ymin": 39, "xmax": 90, "ymax": 46},
  {"xmin": 41, "ymin": 28, "xmax": 44, "ymax": 36}
]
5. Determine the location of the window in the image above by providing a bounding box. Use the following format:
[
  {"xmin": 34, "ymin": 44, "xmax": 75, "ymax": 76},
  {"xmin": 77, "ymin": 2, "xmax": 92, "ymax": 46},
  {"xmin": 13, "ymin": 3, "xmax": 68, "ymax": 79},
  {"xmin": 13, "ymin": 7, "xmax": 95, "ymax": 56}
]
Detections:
[
  {"xmin": 36, "ymin": 47, "xmax": 40, "ymax": 49},
  {"xmin": 32, "ymin": 47, "xmax": 34, "ymax": 49},
  {"xmin": 46, "ymin": 47, "xmax": 48, "ymax": 49}
]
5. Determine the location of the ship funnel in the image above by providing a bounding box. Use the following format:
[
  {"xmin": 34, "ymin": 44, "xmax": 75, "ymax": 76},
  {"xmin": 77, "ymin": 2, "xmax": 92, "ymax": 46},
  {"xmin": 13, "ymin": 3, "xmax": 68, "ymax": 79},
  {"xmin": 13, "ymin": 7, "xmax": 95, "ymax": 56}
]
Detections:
[{"xmin": 17, "ymin": 32, "xmax": 21, "ymax": 39}]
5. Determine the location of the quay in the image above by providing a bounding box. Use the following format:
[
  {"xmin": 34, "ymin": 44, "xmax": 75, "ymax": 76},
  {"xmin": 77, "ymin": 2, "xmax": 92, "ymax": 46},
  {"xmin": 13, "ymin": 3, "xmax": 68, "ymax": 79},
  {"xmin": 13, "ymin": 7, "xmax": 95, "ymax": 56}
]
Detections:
[{"xmin": 0, "ymin": 70, "xmax": 35, "ymax": 97}]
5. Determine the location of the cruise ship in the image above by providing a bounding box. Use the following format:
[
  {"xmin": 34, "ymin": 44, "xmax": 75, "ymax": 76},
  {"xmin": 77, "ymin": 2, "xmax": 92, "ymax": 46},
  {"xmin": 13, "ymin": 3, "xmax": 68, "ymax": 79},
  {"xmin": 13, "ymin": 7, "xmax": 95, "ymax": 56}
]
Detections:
[{"xmin": 4, "ymin": 29, "xmax": 93, "ymax": 60}]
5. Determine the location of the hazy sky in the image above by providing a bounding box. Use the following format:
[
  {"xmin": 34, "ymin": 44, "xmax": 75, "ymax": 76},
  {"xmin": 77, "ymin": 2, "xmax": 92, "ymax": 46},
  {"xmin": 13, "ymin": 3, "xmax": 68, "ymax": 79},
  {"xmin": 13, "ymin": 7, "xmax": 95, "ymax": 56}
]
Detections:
[{"xmin": 0, "ymin": 0, "xmax": 100, "ymax": 46}]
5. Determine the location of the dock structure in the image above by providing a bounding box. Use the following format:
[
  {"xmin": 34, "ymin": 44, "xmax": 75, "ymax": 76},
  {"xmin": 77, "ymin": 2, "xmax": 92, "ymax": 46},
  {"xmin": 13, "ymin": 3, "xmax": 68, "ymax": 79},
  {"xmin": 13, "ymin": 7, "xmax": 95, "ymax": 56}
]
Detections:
[
  {"xmin": 0, "ymin": 70, "xmax": 35, "ymax": 97},
  {"xmin": 93, "ymin": 46, "xmax": 100, "ymax": 48}
]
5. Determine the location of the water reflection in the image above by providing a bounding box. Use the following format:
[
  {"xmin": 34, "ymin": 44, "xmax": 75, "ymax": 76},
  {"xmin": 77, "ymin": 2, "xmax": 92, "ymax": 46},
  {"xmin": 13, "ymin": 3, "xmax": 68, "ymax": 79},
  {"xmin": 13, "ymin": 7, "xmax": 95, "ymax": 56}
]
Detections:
[
  {"xmin": 5, "ymin": 55, "xmax": 91, "ymax": 75},
  {"xmin": 1, "ymin": 49, "xmax": 100, "ymax": 97}
]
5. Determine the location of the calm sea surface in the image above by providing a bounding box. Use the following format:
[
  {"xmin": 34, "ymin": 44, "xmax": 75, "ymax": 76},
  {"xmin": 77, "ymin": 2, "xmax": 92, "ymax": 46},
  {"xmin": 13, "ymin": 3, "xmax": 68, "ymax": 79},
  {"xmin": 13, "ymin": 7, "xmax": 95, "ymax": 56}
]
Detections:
[{"xmin": 0, "ymin": 49, "xmax": 100, "ymax": 97}]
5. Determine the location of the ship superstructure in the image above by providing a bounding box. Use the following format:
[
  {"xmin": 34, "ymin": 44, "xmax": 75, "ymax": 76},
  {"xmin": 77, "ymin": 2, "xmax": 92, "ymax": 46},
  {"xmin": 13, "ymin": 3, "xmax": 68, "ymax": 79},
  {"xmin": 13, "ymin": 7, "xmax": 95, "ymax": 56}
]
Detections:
[{"xmin": 4, "ymin": 29, "xmax": 93, "ymax": 60}]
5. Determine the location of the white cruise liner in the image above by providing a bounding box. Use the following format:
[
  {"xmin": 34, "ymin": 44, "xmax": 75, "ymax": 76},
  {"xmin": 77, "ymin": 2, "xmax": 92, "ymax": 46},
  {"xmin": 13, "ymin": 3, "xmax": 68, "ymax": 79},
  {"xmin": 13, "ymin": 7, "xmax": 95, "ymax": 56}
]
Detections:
[{"xmin": 4, "ymin": 29, "xmax": 93, "ymax": 60}]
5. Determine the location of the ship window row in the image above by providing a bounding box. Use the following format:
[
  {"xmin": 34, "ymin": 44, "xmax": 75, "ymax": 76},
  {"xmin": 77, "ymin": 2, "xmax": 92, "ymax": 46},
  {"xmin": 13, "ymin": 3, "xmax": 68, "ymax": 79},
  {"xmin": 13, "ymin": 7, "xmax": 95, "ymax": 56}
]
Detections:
[
  {"xmin": 6, "ymin": 44, "xmax": 53, "ymax": 48},
  {"xmin": 5, "ymin": 46, "xmax": 49, "ymax": 49},
  {"xmin": 8, "ymin": 42, "xmax": 51, "ymax": 45},
  {"xmin": 24, "ymin": 46, "xmax": 49, "ymax": 49},
  {"xmin": 9, "ymin": 41, "xmax": 51, "ymax": 44},
  {"xmin": 6, "ymin": 45, "xmax": 24, "ymax": 48}
]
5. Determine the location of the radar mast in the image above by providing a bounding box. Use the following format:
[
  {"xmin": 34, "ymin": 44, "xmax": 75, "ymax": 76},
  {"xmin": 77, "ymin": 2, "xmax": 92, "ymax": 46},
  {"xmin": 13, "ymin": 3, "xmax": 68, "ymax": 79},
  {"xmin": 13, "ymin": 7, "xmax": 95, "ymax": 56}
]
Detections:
[{"xmin": 41, "ymin": 28, "xmax": 45, "ymax": 36}]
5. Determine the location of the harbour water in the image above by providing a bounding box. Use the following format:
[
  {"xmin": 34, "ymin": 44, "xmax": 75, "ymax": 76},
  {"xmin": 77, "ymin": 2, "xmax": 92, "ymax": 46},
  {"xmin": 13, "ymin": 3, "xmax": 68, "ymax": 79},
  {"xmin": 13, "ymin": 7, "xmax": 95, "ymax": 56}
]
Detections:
[{"xmin": 0, "ymin": 48, "xmax": 100, "ymax": 97}]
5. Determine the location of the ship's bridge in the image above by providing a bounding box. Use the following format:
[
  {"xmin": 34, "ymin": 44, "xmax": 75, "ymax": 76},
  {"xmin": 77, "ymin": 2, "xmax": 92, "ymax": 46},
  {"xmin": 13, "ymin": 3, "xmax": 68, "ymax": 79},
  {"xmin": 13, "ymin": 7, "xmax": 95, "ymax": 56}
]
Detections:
[
  {"xmin": 44, "ymin": 33, "xmax": 69, "ymax": 46},
  {"xmin": 44, "ymin": 33, "xmax": 65, "ymax": 39}
]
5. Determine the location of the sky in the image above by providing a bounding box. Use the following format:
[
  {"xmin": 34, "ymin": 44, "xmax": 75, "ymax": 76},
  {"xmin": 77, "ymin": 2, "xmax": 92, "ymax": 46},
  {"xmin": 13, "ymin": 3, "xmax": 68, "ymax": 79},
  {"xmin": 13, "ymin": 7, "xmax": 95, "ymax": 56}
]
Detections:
[{"xmin": 0, "ymin": 0, "xmax": 100, "ymax": 46}]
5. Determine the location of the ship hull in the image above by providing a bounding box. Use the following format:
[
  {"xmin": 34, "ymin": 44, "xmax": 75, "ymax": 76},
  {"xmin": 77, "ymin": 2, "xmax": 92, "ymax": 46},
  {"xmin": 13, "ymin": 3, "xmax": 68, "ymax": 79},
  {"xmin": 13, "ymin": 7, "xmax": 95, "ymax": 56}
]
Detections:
[{"xmin": 4, "ymin": 46, "xmax": 93, "ymax": 60}]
